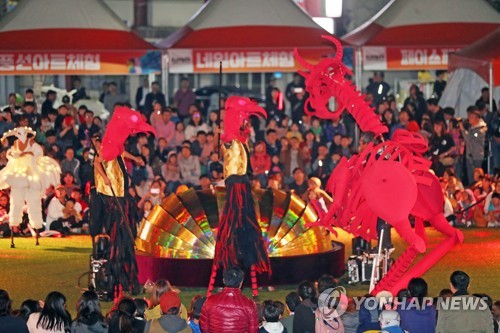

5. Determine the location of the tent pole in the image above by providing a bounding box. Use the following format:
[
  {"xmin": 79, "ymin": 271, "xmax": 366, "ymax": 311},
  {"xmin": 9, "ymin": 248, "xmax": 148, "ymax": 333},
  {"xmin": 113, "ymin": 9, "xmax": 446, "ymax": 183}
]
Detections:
[
  {"xmin": 488, "ymin": 62, "xmax": 493, "ymax": 174},
  {"xmin": 163, "ymin": 51, "xmax": 170, "ymax": 104},
  {"xmin": 354, "ymin": 47, "xmax": 363, "ymax": 147}
]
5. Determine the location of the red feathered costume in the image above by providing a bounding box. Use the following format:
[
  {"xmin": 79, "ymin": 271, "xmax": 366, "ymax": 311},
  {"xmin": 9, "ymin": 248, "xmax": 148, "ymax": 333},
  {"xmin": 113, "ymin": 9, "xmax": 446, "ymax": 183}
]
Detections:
[{"xmin": 208, "ymin": 97, "xmax": 270, "ymax": 296}]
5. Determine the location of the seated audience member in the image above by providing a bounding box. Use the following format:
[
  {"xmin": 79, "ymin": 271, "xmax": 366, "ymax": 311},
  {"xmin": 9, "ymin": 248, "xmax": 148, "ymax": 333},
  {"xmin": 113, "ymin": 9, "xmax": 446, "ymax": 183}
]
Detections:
[
  {"xmin": 45, "ymin": 186, "xmax": 67, "ymax": 232},
  {"xmin": 259, "ymin": 300, "xmax": 287, "ymax": 333},
  {"xmin": 108, "ymin": 297, "xmax": 145, "ymax": 333},
  {"xmin": 188, "ymin": 296, "xmax": 206, "ymax": 333},
  {"xmin": 0, "ymin": 289, "xmax": 29, "ymax": 333},
  {"xmin": 293, "ymin": 280, "xmax": 317, "ymax": 333},
  {"xmin": 18, "ymin": 299, "xmax": 41, "ymax": 322},
  {"xmin": 71, "ymin": 291, "xmax": 107, "ymax": 333},
  {"xmin": 144, "ymin": 291, "xmax": 192, "ymax": 333},
  {"xmin": 200, "ymin": 267, "xmax": 259, "ymax": 333},
  {"xmin": 436, "ymin": 270, "xmax": 494, "ymax": 333},
  {"xmin": 341, "ymin": 297, "xmax": 360, "ymax": 333},
  {"xmin": 27, "ymin": 291, "xmax": 71, "ymax": 333},
  {"xmin": 144, "ymin": 280, "xmax": 187, "ymax": 321},
  {"xmin": 398, "ymin": 278, "xmax": 436, "ymax": 333},
  {"xmin": 280, "ymin": 292, "xmax": 300, "ymax": 333},
  {"xmin": 492, "ymin": 301, "xmax": 500, "ymax": 333},
  {"xmin": 378, "ymin": 310, "xmax": 405, "ymax": 333}
]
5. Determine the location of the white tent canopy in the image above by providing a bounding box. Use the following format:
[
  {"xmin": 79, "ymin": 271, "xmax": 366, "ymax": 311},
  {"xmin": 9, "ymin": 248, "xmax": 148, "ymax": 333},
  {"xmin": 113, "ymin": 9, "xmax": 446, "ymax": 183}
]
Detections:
[{"xmin": 439, "ymin": 68, "xmax": 500, "ymax": 117}]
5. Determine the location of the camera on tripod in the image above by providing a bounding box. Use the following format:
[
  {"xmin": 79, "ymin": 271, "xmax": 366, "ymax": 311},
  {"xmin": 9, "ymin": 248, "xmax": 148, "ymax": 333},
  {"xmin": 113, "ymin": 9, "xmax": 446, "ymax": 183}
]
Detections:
[{"xmin": 88, "ymin": 234, "xmax": 114, "ymax": 302}]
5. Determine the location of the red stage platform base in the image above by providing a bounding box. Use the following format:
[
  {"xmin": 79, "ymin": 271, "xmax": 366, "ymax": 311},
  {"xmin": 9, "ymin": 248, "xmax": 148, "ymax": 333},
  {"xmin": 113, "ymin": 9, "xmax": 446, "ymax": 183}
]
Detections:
[{"xmin": 136, "ymin": 241, "xmax": 345, "ymax": 287}]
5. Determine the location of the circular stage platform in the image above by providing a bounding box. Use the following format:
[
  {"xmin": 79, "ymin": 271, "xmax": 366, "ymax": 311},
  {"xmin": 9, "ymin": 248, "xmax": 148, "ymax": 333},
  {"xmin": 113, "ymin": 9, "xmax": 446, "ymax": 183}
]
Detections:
[
  {"xmin": 136, "ymin": 241, "xmax": 345, "ymax": 287},
  {"xmin": 135, "ymin": 187, "xmax": 346, "ymax": 286}
]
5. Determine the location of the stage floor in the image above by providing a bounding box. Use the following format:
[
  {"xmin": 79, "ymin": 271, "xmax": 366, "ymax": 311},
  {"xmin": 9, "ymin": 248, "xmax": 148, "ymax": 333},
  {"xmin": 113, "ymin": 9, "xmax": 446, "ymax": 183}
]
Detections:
[{"xmin": 1, "ymin": 227, "xmax": 499, "ymax": 315}]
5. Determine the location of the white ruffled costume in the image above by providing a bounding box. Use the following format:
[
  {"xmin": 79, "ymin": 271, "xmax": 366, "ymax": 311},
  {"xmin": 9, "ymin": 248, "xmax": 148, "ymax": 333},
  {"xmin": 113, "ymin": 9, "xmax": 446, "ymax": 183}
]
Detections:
[{"xmin": 0, "ymin": 127, "xmax": 61, "ymax": 229}]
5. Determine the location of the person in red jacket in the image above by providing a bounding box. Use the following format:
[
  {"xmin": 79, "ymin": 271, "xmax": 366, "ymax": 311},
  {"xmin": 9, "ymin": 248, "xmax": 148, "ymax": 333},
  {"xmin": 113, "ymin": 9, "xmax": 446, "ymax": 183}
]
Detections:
[
  {"xmin": 251, "ymin": 141, "xmax": 272, "ymax": 187},
  {"xmin": 200, "ymin": 267, "xmax": 259, "ymax": 333}
]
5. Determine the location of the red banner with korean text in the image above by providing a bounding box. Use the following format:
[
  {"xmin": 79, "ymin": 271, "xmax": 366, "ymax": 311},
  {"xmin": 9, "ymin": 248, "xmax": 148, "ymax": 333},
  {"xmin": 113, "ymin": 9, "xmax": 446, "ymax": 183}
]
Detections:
[
  {"xmin": 0, "ymin": 51, "xmax": 161, "ymax": 75},
  {"xmin": 362, "ymin": 46, "xmax": 460, "ymax": 71},
  {"xmin": 168, "ymin": 48, "xmax": 333, "ymax": 73}
]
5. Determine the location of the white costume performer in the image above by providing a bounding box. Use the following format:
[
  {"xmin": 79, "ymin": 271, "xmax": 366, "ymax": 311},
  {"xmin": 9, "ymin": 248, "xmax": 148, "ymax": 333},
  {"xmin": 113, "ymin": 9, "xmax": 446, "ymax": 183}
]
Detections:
[{"xmin": 0, "ymin": 127, "xmax": 60, "ymax": 244}]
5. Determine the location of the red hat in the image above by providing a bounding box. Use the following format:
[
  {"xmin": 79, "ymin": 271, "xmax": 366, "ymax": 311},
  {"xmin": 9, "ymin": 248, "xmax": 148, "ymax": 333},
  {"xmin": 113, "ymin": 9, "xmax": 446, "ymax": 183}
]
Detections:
[
  {"xmin": 160, "ymin": 291, "xmax": 181, "ymax": 313},
  {"xmin": 407, "ymin": 121, "xmax": 420, "ymax": 133},
  {"xmin": 64, "ymin": 116, "xmax": 73, "ymax": 127}
]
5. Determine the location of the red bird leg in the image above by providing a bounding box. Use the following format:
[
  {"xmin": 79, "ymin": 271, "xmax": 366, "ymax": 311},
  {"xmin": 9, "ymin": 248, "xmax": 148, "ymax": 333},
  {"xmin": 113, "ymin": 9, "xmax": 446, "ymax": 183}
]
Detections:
[
  {"xmin": 207, "ymin": 261, "xmax": 218, "ymax": 297},
  {"xmin": 371, "ymin": 219, "xmax": 425, "ymax": 295},
  {"xmin": 386, "ymin": 214, "xmax": 464, "ymax": 294},
  {"xmin": 250, "ymin": 265, "xmax": 259, "ymax": 297}
]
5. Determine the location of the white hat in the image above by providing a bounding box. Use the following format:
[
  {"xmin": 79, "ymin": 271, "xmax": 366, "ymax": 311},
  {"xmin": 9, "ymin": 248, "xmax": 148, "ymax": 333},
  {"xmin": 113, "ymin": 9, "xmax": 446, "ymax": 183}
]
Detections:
[{"xmin": 379, "ymin": 310, "xmax": 400, "ymax": 328}]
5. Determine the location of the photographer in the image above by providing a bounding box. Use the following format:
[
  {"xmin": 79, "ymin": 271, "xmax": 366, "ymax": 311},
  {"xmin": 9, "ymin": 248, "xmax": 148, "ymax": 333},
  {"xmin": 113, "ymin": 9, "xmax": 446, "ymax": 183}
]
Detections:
[{"xmin": 459, "ymin": 106, "xmax": 487, "ymax": 186}]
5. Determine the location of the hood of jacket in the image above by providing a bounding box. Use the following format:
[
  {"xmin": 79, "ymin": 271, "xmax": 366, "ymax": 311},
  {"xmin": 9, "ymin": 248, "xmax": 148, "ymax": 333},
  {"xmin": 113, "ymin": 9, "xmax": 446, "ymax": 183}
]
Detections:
[
  {"xmin": 262, "ymin": 321, "xmax": 286, "ymax": 333},
  {"xmin": 157, "ymin": 314, "xmax": 188, "ymax": 332}
]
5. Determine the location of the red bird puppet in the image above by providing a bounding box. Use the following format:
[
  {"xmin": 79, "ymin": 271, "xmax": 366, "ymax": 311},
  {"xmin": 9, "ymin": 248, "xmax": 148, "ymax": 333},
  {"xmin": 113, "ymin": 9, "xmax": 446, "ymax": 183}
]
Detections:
[{"xmin": 101, "ymin": 107, "xmax": 156, "ymax": 161}]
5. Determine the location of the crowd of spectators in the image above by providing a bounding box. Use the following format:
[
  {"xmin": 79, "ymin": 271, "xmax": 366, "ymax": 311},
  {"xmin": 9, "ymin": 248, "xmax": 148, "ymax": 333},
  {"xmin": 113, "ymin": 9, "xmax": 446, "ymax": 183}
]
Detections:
[
  {"xmin": 0, "ymin": 268, "xmax": 498, "ymax": 333},
  {"xmin": 0, "ymin": 72, "xmax": 498, "ymax": 236}
]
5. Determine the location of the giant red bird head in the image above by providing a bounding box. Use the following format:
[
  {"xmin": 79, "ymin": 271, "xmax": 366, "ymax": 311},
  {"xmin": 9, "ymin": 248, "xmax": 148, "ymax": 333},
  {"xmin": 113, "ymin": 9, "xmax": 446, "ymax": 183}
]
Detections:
[
  {"xmin": 221, "ymin": 96, "xmax": 266, "ymax": 143},
  {"xmin": 101, "ymin": 107, "xmax": 156, "ymax": 161}
]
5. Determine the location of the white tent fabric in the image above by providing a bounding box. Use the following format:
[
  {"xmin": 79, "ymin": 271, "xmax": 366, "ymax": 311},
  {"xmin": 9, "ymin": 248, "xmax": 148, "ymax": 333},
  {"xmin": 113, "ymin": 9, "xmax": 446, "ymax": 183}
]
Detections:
[
  {"xmin": 0, "ymin": 0, "xmax": 127, "ymax": 32},
  {"xmin": 439, "ymin": 68, "xmax": 500, "ymax": 117},
  {"xmin": 185, "ymin": 0, "xmax": 320, "ymax": 29}
]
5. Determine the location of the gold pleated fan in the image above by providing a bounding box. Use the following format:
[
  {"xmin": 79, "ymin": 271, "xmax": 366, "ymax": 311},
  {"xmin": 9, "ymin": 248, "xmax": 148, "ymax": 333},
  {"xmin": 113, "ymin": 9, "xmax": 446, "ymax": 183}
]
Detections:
[{"xmin": 136, "ymin": 187, "xmax": 333, "ymax": 258}]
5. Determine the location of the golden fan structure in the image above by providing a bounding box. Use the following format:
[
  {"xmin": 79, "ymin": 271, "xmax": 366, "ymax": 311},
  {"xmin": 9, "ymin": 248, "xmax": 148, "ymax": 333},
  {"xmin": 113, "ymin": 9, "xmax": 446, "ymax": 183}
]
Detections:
[{"xmin": 135, "ymin": 187, "xmax": 345, "ymax": 286}]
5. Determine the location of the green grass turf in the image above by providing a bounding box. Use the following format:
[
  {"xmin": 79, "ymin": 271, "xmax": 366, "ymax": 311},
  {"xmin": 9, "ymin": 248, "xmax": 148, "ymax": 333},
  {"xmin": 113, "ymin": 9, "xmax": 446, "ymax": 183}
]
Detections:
[{"xmin": 1, "ymin": 228, "xmax": 499, "ymax": 316}]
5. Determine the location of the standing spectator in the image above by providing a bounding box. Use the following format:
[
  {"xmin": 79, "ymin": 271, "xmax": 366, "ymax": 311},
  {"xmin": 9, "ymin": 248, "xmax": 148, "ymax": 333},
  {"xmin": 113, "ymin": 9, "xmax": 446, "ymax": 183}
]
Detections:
[
  {"xmin": 404, "ymin": 85, "xmax": 428, "ymax": 125},
  {"xmin": 22, "ymin": 102, "xmax": 41, "ymax": 129},
  {"xmin": 71, "ymin": 77, "xmax": 89, "ymax": 103},
  {"xmin": 427, "ymin": 98, "xmax": 446, "ymax": 123},
  {"xmin": 460, "ymin": 106, "xmax": 487, "ymax": 186},
  {"xmin": 433, "ymin": 70, "xmax": 447, "ymax": 101},
  {"xmin": 61, "ymin": 147, "xmax": 81, "ymax": 185},
  {"xmin": 398, "ymin": 277, "xmax": 436, "ymax": 333},
  {"xmin": 77, "ymin": 110, "xmax": 100, "ymax": 148},
  {"xmin": 265, "ymin": 77, "xmax": 277, "ymax": 105},
  {"xmin": 200, "ymin": 267, "xmax": 259, "ymax": 333},
  {"xmin": 136, "ymin": 78, "xmax": 150, "ymax": 112},
  {"xmin": 173, "ymin": 78, "xmax": 196, "ymax": 121},
  {"xmin": 285, "ymin": 73, "xmax": 305, "ymax": 112},
  {"xmin": 184, "ymin": 110, "xmax": 209, "ymax": 142},
  {"xmin": 99, "ymin": 82, "xmax": 109, "ymax": 103},
  {"xmin": 281, "ymin": 292, "xmax": 300, "ymax": 333},
  {"xmin": 267, "ymin": 87, "xmax": 285, "ymax": 122},
  {"xmin": 144, "ymin": 81, "xmax": 166, "ymax": 120},
  {"xmin": 293, "ymin": 280, "xmax": 317, "ymax": 333},
  {"xmin": 153, "ymin": 108, "xmax": 176, "ymax": 145},
  {"xmin": 27, "ymin": 291, "xmax": 71, "ymax": 333},
  {"xmin": 476, "ymin": 87, "xmax": 497, "ymax": 113},
  {"xmin": 365, "ymin": 72, "xmax": 390, "ymax": 105},
  {"xmin": 0, "ymin": 289, "xmax": 29, "ymax": 333},
  {"xmin": 430, "ymin": 120, "xmax": 455, "ymax": 177},
  {"xmin": 70, "ymin": 291, "xmax": 107, "ymax": 333},
  {"xmin": 41, "ymin": 90, "xmax": 57, "ymax": 117},
  {"xmin": 178, "ymin": 142, "xmax": 201, "ymax": 186},
  {"xmin": 280, "ymin": 137, "xmax": 305, "ymax": 181},
  {"xmin": 436, "ymin": 271, "xmax": 494, "ymax": 333},
  {"xmin": 2, "ymin": 92, "xmax": 21, "ymax": 114},
  {"xmin": 103, "ymin": 82, "xmax": 128, "ymax": 114},
  {"xmin": 144, "ymin": 291, "xmax": 192, "ymax": 333}
]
